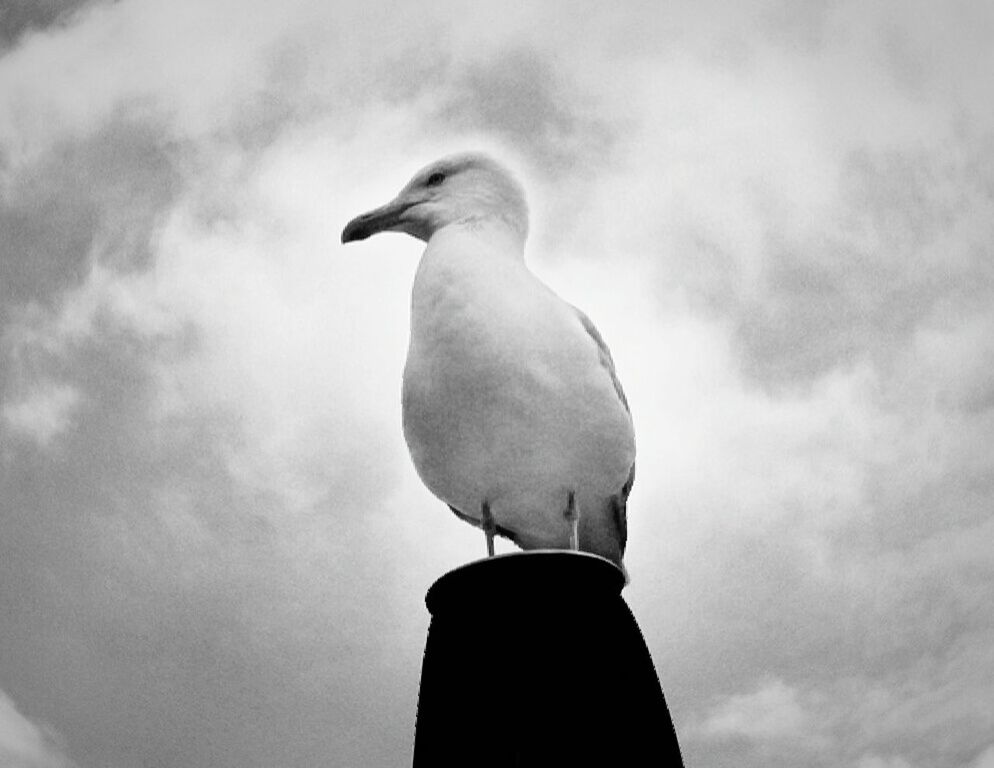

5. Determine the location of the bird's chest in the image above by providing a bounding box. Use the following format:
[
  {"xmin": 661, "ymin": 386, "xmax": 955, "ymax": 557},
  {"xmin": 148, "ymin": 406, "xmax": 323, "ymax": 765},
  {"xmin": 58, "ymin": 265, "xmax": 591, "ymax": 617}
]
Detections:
[
  {"xmin": 402, "ymin": 255, "xmax": 575, "ymax": 465},
  {"xmin": 404, "ymin": 262, "xmax": 555, "ymax": 420},
  {"xmin": 399, "ymin": 249, "xmax": 633, "ymax": 526}
]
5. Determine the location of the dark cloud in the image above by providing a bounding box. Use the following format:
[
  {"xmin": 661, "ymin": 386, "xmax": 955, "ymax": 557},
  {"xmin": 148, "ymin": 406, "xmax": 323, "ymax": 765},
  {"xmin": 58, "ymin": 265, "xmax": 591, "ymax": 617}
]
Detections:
[
  {"xmin": 664, "ymin": 511, "xmax": 994, "ymax": 768},
  {"xmin": 732, "ymin": 145, "xmax": 994, "ymax": 390},
  {"xmin": 860, "ymin": 461, "xmax": 994, "ymax": 552},
  {"xmin": 433, "ymin": 45, "xmax": 617, "ymax": 178},
  {"xmin": 0, "ymin": 303, "xmax": 414, "ymax": 767},
  {"xmin": 0, "ymin": 89, "xmax": 416, "ymax": 766},
  {"xmin": 372, "ymin": 40, "xmax": 451, "ymax": 106},
  {"xmin": 0, "ymin": 0, "xmax": 112, "ymax": 50},
  {"xmin": 762, "ymin": 0, "xmax": 840, "ymax": 53},
  {"xmin": 225, "ymin": 41, "xmax": 312, "ymax": 154},
  {"xmin": 881, "ymin": 20, "xmax": 929, "ymax": 97},
  {"xmin": 0, "ymin": 111, "xmax": 185, "ymax": 469},
  {"xmin": 0, "ymin": 115, "xmax": 183, "ymax": 312}
]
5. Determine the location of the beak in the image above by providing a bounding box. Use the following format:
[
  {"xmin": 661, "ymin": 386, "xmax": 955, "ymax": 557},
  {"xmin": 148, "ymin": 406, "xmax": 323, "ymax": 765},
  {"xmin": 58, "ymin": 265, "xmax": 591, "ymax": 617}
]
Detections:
[{"xmin": 341, "ymin": 196, "xmax": 413, "ymax": 244}]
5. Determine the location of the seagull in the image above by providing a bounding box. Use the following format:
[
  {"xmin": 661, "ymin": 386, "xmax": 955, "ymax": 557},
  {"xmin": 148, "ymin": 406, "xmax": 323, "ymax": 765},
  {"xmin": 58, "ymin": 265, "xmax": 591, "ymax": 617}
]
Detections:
[{"xmin": 341, "ymin": 152, "xmax": 635, "ymax": 569}]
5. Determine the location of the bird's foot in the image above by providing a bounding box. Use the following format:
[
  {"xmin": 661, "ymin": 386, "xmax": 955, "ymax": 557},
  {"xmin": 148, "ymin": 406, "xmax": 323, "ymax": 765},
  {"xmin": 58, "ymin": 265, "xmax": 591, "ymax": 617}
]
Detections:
[
  {"xmin": 481, "ymin": 500, "xmax": 496, "ymax": 558},
  {"xmin": 564, "ymin": 490, "xmax": 579, "ymax": 551}
]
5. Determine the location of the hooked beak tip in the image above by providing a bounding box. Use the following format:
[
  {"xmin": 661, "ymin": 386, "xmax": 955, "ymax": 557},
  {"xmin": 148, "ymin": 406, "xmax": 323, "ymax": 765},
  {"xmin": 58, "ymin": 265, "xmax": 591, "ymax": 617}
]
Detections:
[
  {"xmin": 341, "ymin": 197, "xmax": 412, "ymax": 246},
  {"xmin": 340, "ymin": 220, "xmax": 369, "ymax": 244}
]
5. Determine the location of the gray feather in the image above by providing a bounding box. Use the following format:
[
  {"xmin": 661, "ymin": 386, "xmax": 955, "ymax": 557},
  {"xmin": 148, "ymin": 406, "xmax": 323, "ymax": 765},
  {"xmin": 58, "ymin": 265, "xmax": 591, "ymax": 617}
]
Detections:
[{"xmin": 571, "ymin": 306, "xmax": 630, "ymax": 413}]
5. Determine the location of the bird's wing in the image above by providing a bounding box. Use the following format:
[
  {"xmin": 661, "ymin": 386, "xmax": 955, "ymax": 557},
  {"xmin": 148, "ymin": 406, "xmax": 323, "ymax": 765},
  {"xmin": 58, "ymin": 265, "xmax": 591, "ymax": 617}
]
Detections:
[
  {"xmin": 571, "ymin": 305, "xmax": 636, "ymax": 554},
  {"xmin": 614, "ymin": 462, "xmax": 635, "ymax": 554},
  {"xmin": 570, "ymin": 305, "xmax": 630, "ymax": 414}
]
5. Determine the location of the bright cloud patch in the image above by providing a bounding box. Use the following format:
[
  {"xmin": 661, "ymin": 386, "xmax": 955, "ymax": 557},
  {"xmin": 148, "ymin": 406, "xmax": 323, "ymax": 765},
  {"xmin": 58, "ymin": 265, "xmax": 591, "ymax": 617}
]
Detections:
[
  {"xmin": 0, "ymin": 690, "xmax": 73, "ymax": 768},
  {"xmin": 699, "ymin": 679, "xmax": 809, "ymax": 740},
  {"xmin": 2, "ymin": 382, "xmax": 79, "ymax": 446},
  {"xmin": 972, "ymin": 746, "xmax": 994, "ymax": 768}
]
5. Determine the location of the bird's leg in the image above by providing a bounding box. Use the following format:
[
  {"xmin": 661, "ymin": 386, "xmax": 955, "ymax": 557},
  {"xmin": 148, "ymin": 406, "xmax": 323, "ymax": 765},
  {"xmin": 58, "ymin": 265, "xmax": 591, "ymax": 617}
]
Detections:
[
  {"xmin": 564, "ymin": 490, "xmax": 579, "ymax": 551},
  {"xmin": 481, "ymin": 500, "xmax": 496, "ymax": 557}
]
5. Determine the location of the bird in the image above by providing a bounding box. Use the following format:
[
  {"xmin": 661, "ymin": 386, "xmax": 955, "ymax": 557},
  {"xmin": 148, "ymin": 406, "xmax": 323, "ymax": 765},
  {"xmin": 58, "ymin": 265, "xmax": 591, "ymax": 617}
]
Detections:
[{"xmin": 341, "ymin": 152, "xmax": 635, "ymax": 569}]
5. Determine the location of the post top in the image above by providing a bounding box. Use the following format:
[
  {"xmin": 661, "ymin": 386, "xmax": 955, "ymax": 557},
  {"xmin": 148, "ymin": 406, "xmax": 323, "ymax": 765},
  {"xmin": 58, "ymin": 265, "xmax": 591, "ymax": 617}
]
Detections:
[{"xmin": 425, "ymin": 550, "xmax": 626, "ymax": 616}]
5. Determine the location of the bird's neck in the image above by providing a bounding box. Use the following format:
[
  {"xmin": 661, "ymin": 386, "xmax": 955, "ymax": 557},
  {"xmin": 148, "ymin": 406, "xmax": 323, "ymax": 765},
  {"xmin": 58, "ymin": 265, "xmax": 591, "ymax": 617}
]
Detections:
[{"xmin": 427, "ymin": 220, "xmax": 527, "ymax": 261}]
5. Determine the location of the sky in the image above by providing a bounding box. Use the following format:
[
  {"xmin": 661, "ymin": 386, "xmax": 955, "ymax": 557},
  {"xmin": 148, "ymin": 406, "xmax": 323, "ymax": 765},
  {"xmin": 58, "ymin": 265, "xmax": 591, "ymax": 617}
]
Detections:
[{"xmin": 1, "ymin": 0, "xmax": 993, "ymax": 766}]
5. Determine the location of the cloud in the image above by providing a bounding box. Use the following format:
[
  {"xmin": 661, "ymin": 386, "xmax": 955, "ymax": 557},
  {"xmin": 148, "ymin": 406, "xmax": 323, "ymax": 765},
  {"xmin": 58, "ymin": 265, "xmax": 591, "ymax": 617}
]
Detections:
[
  {"xmin": 734, "ymin": 143, "xmax": 994, "ymax": 389},
  {"xmin": 1, "ymin": 380, "xmax": 79, "ymax": 447},
  {"xmin": 856, "ymin": 755, "xmax": 916, "ymax": 768},
  {"xmin": 0, "ymin": 8, "xmax": 438, "ymax": 766},
  {"xmin": 686, "ymin": 625, "xmax": 994, "ymax": 766},
  {"xmin": 0, "ymin": 690, "xmax": 74, "ymax": 768},
  {"xmin": 972, "ymin": 746, "xmax": 994, "ymax": 768},
  {"xmin": 0, "ymin": 0, "xmax": 106, "ymax": 49},
  {"xmin": 1, "ymin": 1, "xmax": 993, "ymax": 768},
  {"xmin": 698, "ymin": 679, "xmax": 811, "ymax": 740},
  {"xmin": 0, "ymin": 115, "xmax": 181, "ymax": 308},
  {"xmin": 433, "ymin": 45, "xmax": 616, "ymax": 177}
]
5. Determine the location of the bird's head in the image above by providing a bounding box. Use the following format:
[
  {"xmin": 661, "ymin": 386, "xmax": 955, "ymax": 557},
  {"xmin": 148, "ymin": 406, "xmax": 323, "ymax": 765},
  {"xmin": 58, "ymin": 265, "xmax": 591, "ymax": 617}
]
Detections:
[{"xmin": 341, "ymin": 152, "xmax": 529, "ymax": 245}]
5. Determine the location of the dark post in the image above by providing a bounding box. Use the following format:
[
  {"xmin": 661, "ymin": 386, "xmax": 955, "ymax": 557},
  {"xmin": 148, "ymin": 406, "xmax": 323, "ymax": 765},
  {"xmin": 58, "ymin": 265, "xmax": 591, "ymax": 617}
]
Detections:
[{"xmin": 413, "ymin": 551, "xmax": 684, "ymax": 766}]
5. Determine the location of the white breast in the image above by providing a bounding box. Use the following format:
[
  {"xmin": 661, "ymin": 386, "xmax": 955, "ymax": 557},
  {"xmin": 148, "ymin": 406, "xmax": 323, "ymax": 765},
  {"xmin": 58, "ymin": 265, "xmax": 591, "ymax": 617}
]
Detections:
[{"xmin": 401, "ymin": 227, "xmax": 635, "ymax": 554}]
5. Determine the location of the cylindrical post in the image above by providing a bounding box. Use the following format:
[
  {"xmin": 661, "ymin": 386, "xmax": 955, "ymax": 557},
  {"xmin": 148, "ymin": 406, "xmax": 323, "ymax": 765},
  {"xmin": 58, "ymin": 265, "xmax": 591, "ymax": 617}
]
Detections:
[{"xmin": 413, "ymin": 551, "xmax": 684, "ymax": 766}]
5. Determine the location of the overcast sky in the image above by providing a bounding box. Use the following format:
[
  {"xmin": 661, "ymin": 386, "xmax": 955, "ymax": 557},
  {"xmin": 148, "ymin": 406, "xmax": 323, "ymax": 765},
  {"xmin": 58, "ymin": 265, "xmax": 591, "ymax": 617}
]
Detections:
[{"xmin": 1, "ymin": 0, "xmax": 993, "ymax": 766}]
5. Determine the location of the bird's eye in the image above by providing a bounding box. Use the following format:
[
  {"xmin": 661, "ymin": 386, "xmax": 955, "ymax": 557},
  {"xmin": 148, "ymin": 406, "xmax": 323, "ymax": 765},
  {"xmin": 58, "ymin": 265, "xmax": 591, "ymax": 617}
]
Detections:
[{"xmin": 426, "ymin": 172, "xmax": 446, "ymax": 187}]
